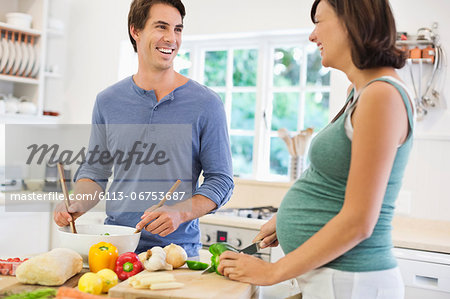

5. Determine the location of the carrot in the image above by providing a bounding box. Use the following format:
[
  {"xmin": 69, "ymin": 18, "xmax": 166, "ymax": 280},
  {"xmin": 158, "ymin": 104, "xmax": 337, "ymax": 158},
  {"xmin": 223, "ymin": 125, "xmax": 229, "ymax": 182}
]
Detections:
[{"xmin": 55, "ymin": 287, "xmax": 120, "ymax": 299}]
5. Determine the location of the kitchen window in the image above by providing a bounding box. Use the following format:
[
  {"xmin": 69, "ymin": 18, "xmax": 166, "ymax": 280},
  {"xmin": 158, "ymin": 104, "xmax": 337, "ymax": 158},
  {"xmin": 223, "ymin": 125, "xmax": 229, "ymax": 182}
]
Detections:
[{"xmin": 176, "ymin": 31, "xmax": 331, "ymax": 180}]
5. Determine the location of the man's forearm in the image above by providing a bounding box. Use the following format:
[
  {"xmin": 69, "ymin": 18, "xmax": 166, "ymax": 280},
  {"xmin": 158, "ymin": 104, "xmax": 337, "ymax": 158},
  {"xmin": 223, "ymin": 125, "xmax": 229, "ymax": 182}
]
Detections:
[
  {"xmin": 72, "ymin": 179, "xmax": 103, "ymax": 213},
  {"xmin": 178, "ymin": 194, "xmax": 217, "ymax": 223}
]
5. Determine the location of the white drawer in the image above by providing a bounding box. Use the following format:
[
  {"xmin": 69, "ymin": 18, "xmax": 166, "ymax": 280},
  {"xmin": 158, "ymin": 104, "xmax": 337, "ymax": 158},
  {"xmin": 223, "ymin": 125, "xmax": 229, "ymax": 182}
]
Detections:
[{"xmin": 397, "ymin": 258, "xmax": 450, "ymax": 293}]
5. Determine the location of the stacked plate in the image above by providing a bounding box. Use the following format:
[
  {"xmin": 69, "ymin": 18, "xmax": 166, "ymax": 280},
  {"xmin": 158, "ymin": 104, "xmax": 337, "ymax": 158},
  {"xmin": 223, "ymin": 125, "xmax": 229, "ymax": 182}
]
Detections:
[{"xmin": 0, "ymin": 31, "xmax": 40, "ymax": 78}]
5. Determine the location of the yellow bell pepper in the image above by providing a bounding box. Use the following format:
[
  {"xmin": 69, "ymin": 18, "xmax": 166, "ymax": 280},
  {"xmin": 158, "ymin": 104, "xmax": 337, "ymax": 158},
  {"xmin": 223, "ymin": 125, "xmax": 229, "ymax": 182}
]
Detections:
[{"xmin": 88, "ymin": 242, "xmax": 119, "ymax": 273}]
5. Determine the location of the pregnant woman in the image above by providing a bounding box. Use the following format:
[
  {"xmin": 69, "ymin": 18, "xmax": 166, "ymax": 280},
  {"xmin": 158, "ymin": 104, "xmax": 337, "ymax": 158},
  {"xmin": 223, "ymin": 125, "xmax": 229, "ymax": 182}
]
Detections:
[{"xmin": 218, "ymin": 0, "xmax": 414, "ymax": 298}]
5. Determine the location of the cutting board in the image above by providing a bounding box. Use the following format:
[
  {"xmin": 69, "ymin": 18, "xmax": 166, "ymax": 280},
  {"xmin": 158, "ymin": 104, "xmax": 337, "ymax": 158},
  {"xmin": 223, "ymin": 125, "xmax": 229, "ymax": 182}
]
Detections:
[
  {"xmin": 0, "ymin": 270, "xmax": 87, "ymax": 298},
  {"xmin": 108, "ymin": 269, "xmax": 258, "ymax": 299}
]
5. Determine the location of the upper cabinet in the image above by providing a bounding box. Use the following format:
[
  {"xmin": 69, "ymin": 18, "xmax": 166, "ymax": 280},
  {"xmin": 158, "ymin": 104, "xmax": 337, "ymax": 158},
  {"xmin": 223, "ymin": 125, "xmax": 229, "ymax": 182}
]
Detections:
[{"xmin": 0, "ymin": 0, "xmax": 65, "ymax": 124}]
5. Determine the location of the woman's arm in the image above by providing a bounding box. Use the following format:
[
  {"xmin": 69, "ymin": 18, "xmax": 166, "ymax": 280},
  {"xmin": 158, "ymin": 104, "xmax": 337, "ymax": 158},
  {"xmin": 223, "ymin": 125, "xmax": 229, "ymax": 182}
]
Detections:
[{"xmin": 219, "ymin": 81, "xmax": 409, "ymax": 285}]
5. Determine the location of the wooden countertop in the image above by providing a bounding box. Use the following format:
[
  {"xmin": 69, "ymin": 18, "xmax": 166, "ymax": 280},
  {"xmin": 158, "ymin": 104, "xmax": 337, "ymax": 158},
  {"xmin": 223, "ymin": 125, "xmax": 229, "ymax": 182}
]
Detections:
[
  {"xmin": 392, "ymin": 215, "xmax": 450, "ymax": 254},
  {"xmin": 200, "ymin": 214, "xmax": 450, "ymax": 254}
]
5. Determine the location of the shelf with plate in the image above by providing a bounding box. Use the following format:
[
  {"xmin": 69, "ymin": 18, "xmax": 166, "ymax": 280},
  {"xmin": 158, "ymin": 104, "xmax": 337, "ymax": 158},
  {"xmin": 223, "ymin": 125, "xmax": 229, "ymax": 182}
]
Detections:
[
  {"xmin": 0, "ymin": 0, "xmax": 65, "ymax": 124},
  {"xmin": 0, "ymin": 74, "xmax": 39, "ymax": 84},
  {"xmin": 0, "ymin": 21, "xmax": 42, "ymax": 36}
]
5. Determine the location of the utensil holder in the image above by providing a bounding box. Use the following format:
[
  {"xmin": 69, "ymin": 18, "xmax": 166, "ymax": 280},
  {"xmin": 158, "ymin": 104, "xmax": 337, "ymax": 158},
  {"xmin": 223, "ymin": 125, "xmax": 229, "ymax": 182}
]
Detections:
[{"xmin": 289, "ymin": 155, "xmax": 304, "ymax": 181}]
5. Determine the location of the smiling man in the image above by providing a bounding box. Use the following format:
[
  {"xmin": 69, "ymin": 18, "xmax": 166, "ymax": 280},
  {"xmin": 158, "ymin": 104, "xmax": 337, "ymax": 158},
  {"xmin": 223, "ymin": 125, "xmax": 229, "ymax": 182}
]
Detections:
[{"xmin": 53, "ymin": 0, "xmax": 234, "ymax": 257}]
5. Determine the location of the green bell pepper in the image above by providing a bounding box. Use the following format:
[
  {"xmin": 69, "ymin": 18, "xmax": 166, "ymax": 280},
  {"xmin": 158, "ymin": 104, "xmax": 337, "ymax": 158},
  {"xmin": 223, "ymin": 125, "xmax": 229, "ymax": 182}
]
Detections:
[
  {"xmin": 209, "ymin": 242, "xmax": 238, "ymax": 275},
  {"xmin": 186, "ymin": 260, "xmax": 209, "ymax": 270}
]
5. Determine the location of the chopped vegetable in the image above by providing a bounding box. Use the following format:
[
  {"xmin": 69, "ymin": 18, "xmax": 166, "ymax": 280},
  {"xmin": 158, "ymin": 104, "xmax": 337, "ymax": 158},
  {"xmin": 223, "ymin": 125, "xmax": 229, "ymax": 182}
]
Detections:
[
  {"xmin": 0, "ymin": 258, "xmax": 28, "ymax": 276},
  {"xmin": 185, "ymin": 260, "xmax": 209, "ymax": 270},
  {"xmin": 4, "ymin": 288, "xmax": 56, "ymax": 299},
  {"xmin": 128, "ymin": 271, "xmax": 175, "ymax": 289},
  {"xmin": 114, "ymin": 252, "xmax": 144, "ymax": 280},
  {"xmin": 209, "ymin": 242, "xmax": 238, "ymax": 275},
  {"xmin": 88, "ymin": 242, "xmax": 119, "ymax": 273}
]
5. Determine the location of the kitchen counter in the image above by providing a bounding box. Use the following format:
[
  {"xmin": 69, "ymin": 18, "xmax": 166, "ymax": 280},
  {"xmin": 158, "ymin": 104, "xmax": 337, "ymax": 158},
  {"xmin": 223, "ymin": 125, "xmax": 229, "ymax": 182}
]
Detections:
[
  {"xmin": 392, "ymin": 215, "xmax": 450, "ymax": 254},
  {"xmin": 200, "ymin": 214, "xmax": 450, "ymax": 254}
]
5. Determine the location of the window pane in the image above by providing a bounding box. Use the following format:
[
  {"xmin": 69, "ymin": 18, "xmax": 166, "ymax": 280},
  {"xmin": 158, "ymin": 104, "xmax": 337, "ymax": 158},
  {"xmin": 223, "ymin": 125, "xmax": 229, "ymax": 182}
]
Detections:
[
  {"xmin": 231, "ymin": 92, "xmax": 256, "ymax": 130},
  {"xmin": 230, "ymin": 135, "xmax": 253, "ymax": 176},
  {"xmin": 233, "ymin": 49, "xmax": 258, "ymax": 86},
  {"xmin": 270, "ymin": 137, "xmax": 289, "ymax": 175},
  {"xmin": 271, "ymin": 92, "xmax": 299, "ymax": 131},
  {"xmin": 205, "ymin": 51, "xmax": 227, "ymax": 86},
  {"xmin": 273, "ymin": 47, "xmax": 301, "ymax": 87},
  {"xmin": 306, "ymin": 45, "xmax": 330, "ymax": 86},
  {"xmin": 304, "ymin": 92, "xmax": 330, "ymax": 131},
  {"xmin": 174, "ymin": 51, "xmax": 191, "ymax": 76}
]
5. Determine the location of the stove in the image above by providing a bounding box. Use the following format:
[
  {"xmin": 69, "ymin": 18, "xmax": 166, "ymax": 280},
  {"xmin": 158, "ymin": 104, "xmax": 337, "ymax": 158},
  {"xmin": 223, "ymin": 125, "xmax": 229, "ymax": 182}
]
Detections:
[
  {"xmin": 199, "ymin": 206, "xmax": 283, "ymax": 262},
  {"xmin": 217, "ymin": 206, "xmax": 278, "ymax": 220}
]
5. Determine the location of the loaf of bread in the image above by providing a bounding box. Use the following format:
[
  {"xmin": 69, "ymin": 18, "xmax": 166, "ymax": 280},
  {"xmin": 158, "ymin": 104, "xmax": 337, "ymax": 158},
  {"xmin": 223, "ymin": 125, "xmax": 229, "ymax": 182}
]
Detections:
[{"xmin": 16, "ymin": 248, "xmax": 83, "ymax": 286}]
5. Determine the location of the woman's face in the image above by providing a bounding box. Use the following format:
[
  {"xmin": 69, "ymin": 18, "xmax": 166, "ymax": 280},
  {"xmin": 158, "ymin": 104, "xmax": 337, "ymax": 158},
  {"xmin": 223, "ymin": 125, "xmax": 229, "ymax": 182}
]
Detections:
[{"xmin": 309, "ymin": 0, "xmax": 352, "ymax": 70}]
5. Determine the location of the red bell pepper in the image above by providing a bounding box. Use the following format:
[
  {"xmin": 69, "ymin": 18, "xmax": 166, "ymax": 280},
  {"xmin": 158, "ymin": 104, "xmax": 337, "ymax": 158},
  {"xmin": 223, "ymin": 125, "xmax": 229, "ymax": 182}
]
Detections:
[{"xmin": 114, "ymin": 252, "xmax": 143, "ymax": 280}]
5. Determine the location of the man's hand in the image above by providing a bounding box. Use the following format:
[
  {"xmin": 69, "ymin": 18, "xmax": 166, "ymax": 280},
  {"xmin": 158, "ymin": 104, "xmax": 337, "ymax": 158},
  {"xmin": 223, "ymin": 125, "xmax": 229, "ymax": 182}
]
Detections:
[
  {"xmin": 53, "ymin": 179, "xmax": 102, "ymax": 227},
  {"xmin": 136, "ymin": 205, "xmax": 184, "ymax": 237},
  {"xmin": 53, "ymin": 201, "xmax": 85, "ymax": 227}
]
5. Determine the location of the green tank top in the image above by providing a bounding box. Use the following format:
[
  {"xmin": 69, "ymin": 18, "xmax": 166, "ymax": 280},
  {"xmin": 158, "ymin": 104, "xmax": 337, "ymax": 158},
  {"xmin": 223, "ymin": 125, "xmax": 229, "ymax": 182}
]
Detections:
[{"xmin": 277, "ymin": 77, "xmax": 415, "ymax": 272}]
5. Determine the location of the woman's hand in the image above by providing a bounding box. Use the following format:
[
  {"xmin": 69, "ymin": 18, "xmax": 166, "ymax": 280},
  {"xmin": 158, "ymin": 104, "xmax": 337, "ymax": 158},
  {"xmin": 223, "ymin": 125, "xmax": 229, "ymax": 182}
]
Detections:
[
  {"xmin": 253, "ymin": 214, "xmax": 278, "ymax": 248},
  {"xmin": 218, "ymin": 251, "xmax": 281, "ymax": 285}
]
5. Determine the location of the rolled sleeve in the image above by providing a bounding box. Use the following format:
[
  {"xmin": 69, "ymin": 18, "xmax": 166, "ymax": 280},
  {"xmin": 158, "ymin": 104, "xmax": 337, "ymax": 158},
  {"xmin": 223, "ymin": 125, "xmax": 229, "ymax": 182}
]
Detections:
[{"xmin": 193, "ymin": 173, "xmax": 234, "ymax": 210}]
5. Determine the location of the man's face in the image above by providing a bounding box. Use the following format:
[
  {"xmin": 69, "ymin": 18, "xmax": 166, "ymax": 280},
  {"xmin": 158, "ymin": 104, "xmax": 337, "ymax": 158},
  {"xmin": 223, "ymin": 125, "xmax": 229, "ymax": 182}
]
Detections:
[{"xmin": 133, "ymin": 3, "xmax": 183, "ymax": 72}]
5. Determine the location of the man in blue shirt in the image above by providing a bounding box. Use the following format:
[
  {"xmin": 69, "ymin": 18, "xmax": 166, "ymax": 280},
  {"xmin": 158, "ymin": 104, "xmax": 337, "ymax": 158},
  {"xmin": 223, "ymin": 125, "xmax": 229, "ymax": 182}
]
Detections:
[{"xmin": 53, "ymin": 0, "xmax": 233, "ymax": 257}]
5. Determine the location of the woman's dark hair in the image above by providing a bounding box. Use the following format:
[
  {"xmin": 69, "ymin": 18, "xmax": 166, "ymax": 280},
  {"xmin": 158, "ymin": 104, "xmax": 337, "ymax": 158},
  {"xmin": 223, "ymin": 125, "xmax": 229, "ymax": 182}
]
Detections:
[
  {"xmin": 128, "ymin": 0, "xmax": 186, "ymax": 52},
  {"xmin": 311, "ymin": 0, "xmax": 406, "ymax": 69}
]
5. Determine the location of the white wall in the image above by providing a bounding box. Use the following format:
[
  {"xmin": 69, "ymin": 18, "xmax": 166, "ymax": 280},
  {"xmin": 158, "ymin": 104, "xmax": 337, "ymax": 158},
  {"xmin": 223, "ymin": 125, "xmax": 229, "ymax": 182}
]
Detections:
[{"xmin": 62, "ymin": 0, "xmax": 450, "ymax": 220}]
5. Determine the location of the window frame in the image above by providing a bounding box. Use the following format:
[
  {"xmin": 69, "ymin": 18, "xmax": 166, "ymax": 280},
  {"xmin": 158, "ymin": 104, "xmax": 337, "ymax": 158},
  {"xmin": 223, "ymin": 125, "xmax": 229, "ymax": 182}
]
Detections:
[{"xmin": 181, "ymin": 29, "xmax": 333, "ymax": 181}]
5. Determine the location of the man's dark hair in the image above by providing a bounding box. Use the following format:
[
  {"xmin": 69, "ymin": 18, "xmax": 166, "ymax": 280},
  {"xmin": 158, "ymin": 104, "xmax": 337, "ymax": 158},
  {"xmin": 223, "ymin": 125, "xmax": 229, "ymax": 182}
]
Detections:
[
  {"xmin": 311, "ymin": 0, "xmax": 406, "ymax": 69},
  {"xmin": 128, "ymin": 0, "xmax": 186, "ymax": 52}
]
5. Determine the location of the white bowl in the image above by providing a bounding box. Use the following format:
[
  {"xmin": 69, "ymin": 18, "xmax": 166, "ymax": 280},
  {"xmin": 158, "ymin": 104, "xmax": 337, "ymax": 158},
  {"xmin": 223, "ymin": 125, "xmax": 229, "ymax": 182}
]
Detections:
[
  {"xmin": 57, "ymin": 224, "xmax": 141, "ymax": 267},
  {"xmin": 6, "ymin": 13, "xmax": 33, "ymax": 29}
]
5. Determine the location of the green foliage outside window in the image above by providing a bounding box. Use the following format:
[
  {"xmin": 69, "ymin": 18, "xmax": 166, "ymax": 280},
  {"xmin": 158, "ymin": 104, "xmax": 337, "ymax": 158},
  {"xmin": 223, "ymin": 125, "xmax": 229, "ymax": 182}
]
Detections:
[
  {"xmin": 273, "ymin": 47, "xmax": 301, "ymax": 87},
  {"xmin": 307, "ymin": 47, "xmax": 330, "ymax": 86},
  {"xmin": 231, "ymin": 92, "xmax": 256, "ymax": 130},
  {"xmin": 271, "ymin": 92, "xmax": 299, "ymax": 131},
  {"xmin": 205, "ymin": 51, "xmax": 227, "ymax": 86},
  {"xmin": 230, "ymin": 135, "xmax": 254, "ymax": 176},
  {"xmin": 233, "ymin": 49, "xmax": 258, "ymax": 86},
  {"xmin": 304, "ymin": 92, "xmax": 330, "ymax": 131},
  {"xmin": 270, "ymin": 137, "xmax": 289, "ymax": 175}
]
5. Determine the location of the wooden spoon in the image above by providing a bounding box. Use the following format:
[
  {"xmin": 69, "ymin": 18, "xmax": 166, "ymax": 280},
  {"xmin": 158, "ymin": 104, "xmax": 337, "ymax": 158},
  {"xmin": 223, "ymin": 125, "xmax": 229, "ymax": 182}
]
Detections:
[
  {"xmin": 57, "ymin": 163, "xmax": 77, "ymax": 234},
  {"xmin": 134, "ymin": 179, "xmax": 182, "ymax": 233}
]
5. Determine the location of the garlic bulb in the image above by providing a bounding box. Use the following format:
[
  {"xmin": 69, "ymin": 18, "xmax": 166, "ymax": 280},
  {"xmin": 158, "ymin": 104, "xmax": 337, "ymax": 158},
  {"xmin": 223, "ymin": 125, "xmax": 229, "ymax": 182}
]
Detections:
[{"xmin": 143, "ymin": 246, "xmax": 173, "ymax": 272}]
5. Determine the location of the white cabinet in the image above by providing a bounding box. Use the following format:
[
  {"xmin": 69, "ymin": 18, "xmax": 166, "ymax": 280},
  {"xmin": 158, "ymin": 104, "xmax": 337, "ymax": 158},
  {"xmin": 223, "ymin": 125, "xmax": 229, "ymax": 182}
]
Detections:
[
  {"xmin": 0, "ymin": 203, "xmax": 51, "ymax": 256},
  {"xmin": 0, "ymin": 0, "xmax": 65, "ymax": 124}
]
